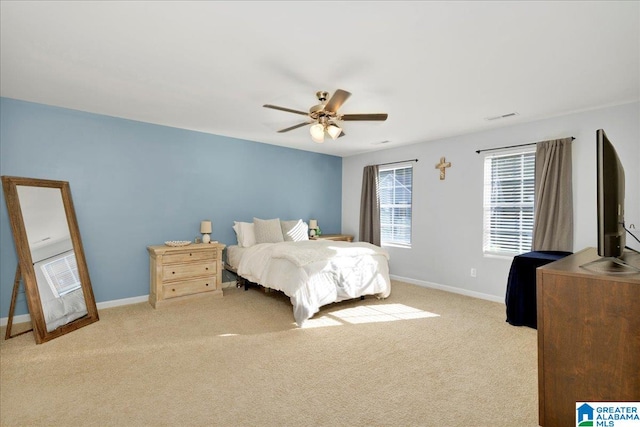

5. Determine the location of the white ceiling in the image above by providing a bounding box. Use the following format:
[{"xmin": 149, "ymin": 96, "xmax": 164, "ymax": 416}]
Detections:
[{"xmin": 1, "ymin": 1, "xmax": 638, "ymax": 157}]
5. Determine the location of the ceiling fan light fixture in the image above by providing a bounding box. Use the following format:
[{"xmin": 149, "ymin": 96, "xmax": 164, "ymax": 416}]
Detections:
[
  {"xmin": 264, "ymin": 89, "xmax": 388, "ymax": 143},
  {"xmin": 326, "ymin": 123, "xmax": 342, "ymax": 140},
  {"xmin": 310, "ymin": 123, "xmax": 325, "ymax": 143}
]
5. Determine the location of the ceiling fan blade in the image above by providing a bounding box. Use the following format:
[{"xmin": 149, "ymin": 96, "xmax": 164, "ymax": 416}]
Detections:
[
  {"xmin": 340, "ymin": 113, "xmax": 388, "ymax": 121},
  {"xmin": 277, "ymin": 122, "xmax": 311, "ymax": 133},
  {"xmin": 324, "ymin": 89, "xmax": 352, "ymax": 113},
  {"xmin": 263, "ymin": 104, "xmax": 309, "ymax": 116}
]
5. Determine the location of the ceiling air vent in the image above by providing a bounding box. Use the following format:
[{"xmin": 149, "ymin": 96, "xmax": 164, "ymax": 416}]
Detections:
[{"xmin": 486, "ymin": 112, "xmax": 519, "ymax": 121}]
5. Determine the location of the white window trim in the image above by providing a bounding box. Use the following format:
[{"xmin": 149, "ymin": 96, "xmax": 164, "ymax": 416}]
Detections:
[{"xmin": 382, "ymin": 242, "xmax": 412, "ymax": 249}]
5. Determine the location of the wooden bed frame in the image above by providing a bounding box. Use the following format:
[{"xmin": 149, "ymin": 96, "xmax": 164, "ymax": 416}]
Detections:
[{"xmin": 225, "ymin": 263, "xmax": 266, "ymax": 292}]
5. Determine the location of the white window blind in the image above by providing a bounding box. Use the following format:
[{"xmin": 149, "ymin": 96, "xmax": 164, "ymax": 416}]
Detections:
[
  {"xmin": 379, "ymin": 164, "xmax": 413, "ymax": 246},
  {"xmin": 41, "ymin": 252, "xmax": 81, "ymax": 298},
  {"xmin": 483, "ymin": 149, "xmax": 535, "ymax": 255}
]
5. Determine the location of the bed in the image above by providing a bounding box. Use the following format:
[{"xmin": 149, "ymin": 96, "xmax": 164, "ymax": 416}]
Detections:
[{"xmin": 227, "ymin": 218, "xmax": 391, "ymax": 326}]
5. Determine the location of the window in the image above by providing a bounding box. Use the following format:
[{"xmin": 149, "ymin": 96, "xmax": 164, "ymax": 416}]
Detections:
[
  {"xmin": 483, "ymin": 149, "xmax": 535, "ymax": 255},
  {"xmin": 40, "ymin": 252, "xmax": 81, "ymax": 298},
  {"xmin": 379, "ymin": 164, "xmax": 413, "ymax": 246}
]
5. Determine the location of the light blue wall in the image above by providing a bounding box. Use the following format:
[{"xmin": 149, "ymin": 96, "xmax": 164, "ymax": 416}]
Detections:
[{"xmin": 0, "ymin": 98, "xmax": 342, "ymax": 317}]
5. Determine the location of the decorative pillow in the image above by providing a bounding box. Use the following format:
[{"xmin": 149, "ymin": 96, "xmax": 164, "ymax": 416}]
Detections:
[
  {"xmin": 232, "ymin": 222, "xmax": 241, "ymax": 244},
  {"xmin": 281, "ymin": 219, "xmax": 309, "ymax": 242},
  {"xmin": 253, "ymin": 217, "xmax": 285, "ymax": 244},
  {"xmin": 233, "ymin": 221, "xmax": 256, "ymax": 247}
]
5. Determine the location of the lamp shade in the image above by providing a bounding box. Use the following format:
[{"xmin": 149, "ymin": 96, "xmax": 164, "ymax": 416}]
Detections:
[
  {"xmin": 309, "ymin": 219, "xmax": 318, "ymax": 229},
  {"xmin": 310, "ymin": 123, "xmax": 325, "ymax": 143},
  {"xmin": 200, "ymin": 220, "xmax": 212, "ymax": 234},
  {"xmin": 326, "ymin": 123, "xmax": 342, "ymax": 140}
]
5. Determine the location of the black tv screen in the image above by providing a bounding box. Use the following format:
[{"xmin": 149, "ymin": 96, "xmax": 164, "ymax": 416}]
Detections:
[{"xmin": 596, "ymin": 129, "xmax": 625, "ymax": 258}]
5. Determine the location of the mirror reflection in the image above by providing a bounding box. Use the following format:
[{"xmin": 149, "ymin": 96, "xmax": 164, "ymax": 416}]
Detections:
[{"xmin": 17, "ymin": 185, "xmax": 88, "ymax": 332}]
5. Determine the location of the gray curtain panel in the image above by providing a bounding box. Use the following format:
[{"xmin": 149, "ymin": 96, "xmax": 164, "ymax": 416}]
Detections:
[
  {"xmin": 532, "ymin": 137, "xmax": 573, "ymax": 251},
  {"xmin": 359, "ymin": 165, "xmax": 381, "ymax": 245}
]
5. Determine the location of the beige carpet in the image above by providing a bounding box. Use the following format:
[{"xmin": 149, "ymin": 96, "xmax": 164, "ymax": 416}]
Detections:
[{"xmin": 0, "ymin": 281, "xmax": 539, "ymax": 427}]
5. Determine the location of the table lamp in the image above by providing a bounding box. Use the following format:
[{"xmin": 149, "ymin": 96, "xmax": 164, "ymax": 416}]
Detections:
[
  {"xmin": 309, "ymin": 219, "xmax": 318, "ymax": 237},
  {"xmin": 200, "ymin": 220, "xmax": 212, "ymax": 243}
]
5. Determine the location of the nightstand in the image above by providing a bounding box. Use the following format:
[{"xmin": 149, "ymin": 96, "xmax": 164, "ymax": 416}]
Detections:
[
  {"xmin": 147, "ymin": 242, "xmax": 225, "ymax": 308},
  {"xmin": 311, "ymin": 234, "xmax": 354, "ymax": 242}
]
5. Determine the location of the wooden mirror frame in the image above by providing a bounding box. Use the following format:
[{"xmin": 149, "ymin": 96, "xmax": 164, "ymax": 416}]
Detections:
[{"xmin": 2, "ymin": 176, "xmax": 99, "ymax": 344}]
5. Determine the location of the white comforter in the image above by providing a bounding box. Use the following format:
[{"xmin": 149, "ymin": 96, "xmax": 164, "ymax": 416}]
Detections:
[{"xmin": 237, "ymin": 240, "xmax": 391, "ymax": 326}]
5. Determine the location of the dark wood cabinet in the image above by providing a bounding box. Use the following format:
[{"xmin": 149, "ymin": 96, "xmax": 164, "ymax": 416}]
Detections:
[{"xmin": 536, "ymin": 247, "xmax": 640, "ymax": 426}]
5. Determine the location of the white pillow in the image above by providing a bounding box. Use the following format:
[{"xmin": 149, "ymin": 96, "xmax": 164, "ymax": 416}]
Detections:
[
  {"xmin": 233, "ymin": 221, "xmax": 256, "ymax": 247},
  {"xmin": 281, "ymin": 219, "xmax": 309, "ymax": 242},
  {"xmin": 253, "ymin": 217, "xmax": 285, "ymax": 244}
]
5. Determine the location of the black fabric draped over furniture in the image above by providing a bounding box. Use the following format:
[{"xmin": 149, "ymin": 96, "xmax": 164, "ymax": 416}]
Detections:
[{"xmin": 505, "ymin": 251, "xmax": 572, "ymax": 329}]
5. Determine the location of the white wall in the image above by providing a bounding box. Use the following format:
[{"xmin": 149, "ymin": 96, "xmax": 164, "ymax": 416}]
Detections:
[{"xmin": 342, "ymin": 102, "xmax": 639, "ymax": 301}]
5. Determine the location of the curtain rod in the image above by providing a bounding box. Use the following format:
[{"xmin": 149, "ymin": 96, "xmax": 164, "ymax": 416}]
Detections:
[
  {"xmin": 376, "ymin": 158, "xmax": 419, "ymax": 167},
  {"xmin": 475, "ymin": 136, "xmax": 575, "ymax": 154}
]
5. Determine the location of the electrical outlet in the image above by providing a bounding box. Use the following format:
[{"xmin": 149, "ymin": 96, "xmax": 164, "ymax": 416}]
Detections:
[{"xmin": 470, "ymin": 268, "xmax": 477, "ymax": 277}]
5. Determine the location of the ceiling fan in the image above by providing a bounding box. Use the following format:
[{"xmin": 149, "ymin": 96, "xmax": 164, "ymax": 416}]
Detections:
[{"xmin": 263, "ymin": 89, "xmax": 388, "ymax": 143}]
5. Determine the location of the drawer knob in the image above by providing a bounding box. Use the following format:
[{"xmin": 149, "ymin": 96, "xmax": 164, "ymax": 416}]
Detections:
[
  {"xmin": 205, "ymin": 267, "xmax": 209, "ymax": 271},
  {"xmin": 172, "ymin": 271, "xmax": 175, "ymax": 275},
  {"xmin": 172, "ymin": 288, "xmax": 175, "ymax": 292},
  {"xmin": 205, "ymin": 283, "xmax": 209, "ymax": 287}
]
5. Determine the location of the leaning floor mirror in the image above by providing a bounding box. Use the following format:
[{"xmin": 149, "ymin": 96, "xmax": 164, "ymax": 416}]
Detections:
[{"xmin": 2, "ymin": 176, "xmax": 99, "ymax": 344}]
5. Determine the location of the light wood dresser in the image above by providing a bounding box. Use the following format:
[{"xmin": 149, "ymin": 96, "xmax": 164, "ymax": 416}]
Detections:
[{"xmin": 148, "ymin": 242, "xmax": 225, "ymax": 308}]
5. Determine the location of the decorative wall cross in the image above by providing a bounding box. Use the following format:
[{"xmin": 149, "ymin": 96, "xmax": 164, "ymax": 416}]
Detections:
[{"xmin": 435, "ymin": 157, "xmax": 452, "ymax": 180}]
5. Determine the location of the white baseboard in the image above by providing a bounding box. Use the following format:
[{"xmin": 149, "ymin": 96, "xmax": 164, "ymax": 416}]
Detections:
[
  {"xmin": 390, "ymin": 274, "xmax": 503, "ymax": 303},
  {"xmin": 96, "ymin": 295, "xmax": 150, "ymax": 310},
  {"xmin": 0, "ymin": 295, "xmax": 150, "ymax": 327},
  {"xmin": 0, "ymin": 312, "xmax": 31, "ymax": 327}
]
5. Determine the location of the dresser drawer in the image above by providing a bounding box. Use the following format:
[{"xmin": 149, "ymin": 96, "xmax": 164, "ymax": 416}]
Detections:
[
  {"xmin": 163, "ymin": 278, "xmax": 216, "ymax": 299},
  {"xmin": 163, "ymin": 249, "xmax": 216, "ymax": 264},
  {"xmin": 162, "ymin": 261, "xmax": 216, "ymax": 282}
]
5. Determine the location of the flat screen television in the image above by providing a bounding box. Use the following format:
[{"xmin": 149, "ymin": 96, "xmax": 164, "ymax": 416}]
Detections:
[{"xmin": 596, "ymin": 128, "xmax": 625, "ymax": 258}]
